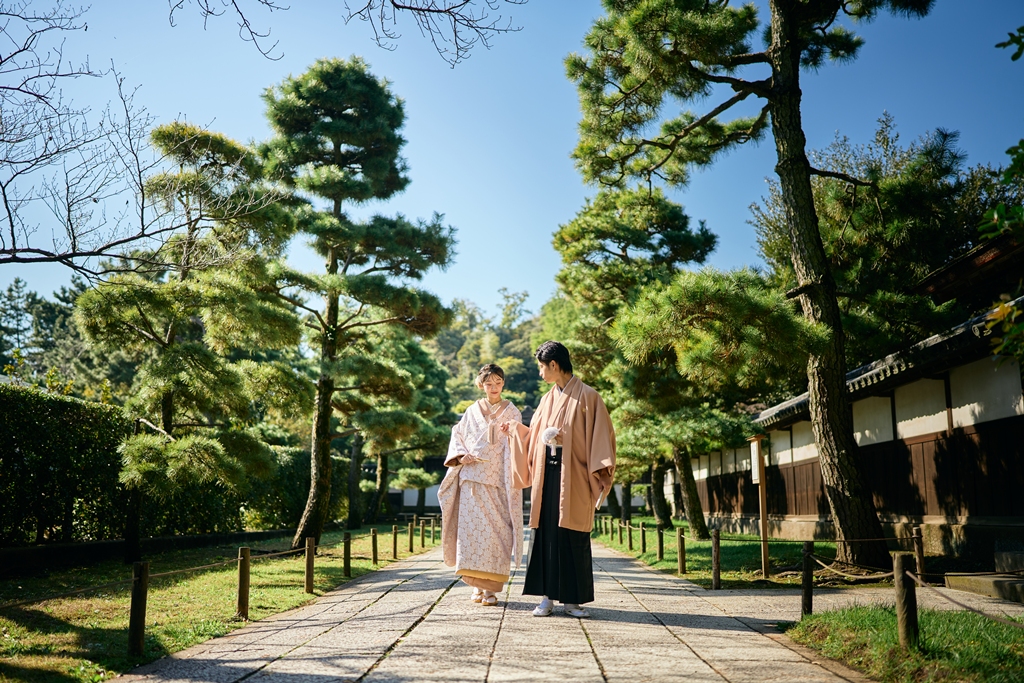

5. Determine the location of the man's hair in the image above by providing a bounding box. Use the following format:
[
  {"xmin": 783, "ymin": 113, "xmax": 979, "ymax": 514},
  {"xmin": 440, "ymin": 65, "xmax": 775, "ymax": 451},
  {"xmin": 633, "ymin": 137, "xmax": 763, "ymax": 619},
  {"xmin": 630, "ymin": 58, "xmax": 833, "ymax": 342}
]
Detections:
[{"xmin": 535, "ymin": 341, "xmax": 573, "ymax": 375}]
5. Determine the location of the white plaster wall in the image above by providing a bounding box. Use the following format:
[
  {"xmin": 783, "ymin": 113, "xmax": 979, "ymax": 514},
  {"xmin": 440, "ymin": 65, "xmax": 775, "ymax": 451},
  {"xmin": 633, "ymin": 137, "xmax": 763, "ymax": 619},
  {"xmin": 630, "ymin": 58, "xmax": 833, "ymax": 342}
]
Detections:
[
  {"xmin": 791, "ymin": 421, "xmax": 818, "ymax": 462},
  {"xmin": 402, "ymin": 485, "xmax": 440, "ymax": 507},
  {"xmin": 723, "ymin": 448, "xmax": 737, "ymax": 474},
  {"xmin": 769, "ymin": 429, "xmax": 792, "ymax": 467},
  {"xmin": 853, "ymin": 395, "xmax": 894, "ymax": 445},
  {"xmin": 694, "ymin": 454, "xmax": 708, "ymax": 481},
  {"xmin": 950, "ymin": 357, "xmax": 1024, "ymax": 427},
  {"xmin": 710, "ymin": 451, "xmax": 722, "ymax": 477},
  {"xmin": 895, "ymin": 378, "xmax": 947, "ymax": 438}
]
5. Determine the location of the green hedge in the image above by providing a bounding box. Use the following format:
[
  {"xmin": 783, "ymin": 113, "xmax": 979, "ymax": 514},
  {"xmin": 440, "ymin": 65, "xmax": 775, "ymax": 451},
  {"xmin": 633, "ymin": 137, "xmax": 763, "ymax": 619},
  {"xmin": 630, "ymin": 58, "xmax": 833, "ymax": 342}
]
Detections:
[
  {"xmin": 0, "ymin": 382, "xmax": 132, "ymax": 546},
  {"xmin": 0, "ymin": 384, "xmax": 263, "ymax": 547}
]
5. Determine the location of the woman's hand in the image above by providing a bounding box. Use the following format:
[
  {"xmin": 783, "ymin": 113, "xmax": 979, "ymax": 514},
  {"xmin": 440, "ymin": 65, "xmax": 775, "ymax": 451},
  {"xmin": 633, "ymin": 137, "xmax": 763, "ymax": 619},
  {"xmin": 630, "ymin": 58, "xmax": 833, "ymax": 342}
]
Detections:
[{"xmin": 460, "ymin": 453, "xmax": 480, "ymax": 465}]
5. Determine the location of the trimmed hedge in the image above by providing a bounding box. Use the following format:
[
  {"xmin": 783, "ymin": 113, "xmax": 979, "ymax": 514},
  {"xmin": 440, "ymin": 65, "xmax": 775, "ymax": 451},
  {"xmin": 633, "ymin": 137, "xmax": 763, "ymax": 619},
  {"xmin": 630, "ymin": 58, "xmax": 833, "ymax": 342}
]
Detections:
[
  {"xmin": 0, "ymin": 382, "xmax": 132, "ymax": 546},
  {"xmin": 0, "ymin": 384, "xmax": 257, "ymax": 548}
]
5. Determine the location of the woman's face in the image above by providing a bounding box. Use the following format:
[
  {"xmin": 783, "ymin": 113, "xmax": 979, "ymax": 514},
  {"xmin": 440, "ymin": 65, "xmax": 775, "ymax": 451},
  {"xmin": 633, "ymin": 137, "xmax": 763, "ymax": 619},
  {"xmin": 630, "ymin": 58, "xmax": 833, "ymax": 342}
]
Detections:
[{"xmin": 480, "ymin": 374, "xmax": 504, "ymax": 401}]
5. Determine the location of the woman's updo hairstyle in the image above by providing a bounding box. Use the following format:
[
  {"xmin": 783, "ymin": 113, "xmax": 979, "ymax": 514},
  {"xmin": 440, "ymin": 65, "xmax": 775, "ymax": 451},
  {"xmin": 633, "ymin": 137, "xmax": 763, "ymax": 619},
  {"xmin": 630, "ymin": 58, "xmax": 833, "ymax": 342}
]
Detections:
[{"xmin": 475, "ymin": 363, "xmax": 505, "ymax": 389}]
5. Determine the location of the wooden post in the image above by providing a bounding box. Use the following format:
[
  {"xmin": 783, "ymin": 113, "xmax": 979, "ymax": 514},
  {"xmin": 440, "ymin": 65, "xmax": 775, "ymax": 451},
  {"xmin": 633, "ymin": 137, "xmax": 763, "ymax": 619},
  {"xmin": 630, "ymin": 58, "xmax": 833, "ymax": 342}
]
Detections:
[
  {"xmin": 128, "ymin": 561, "xmax": 149, "ymax": 656},
  {"xmin": 677, "ymin": 527, "xmax": 686, "ymax": 574},
  {"xmin": 392, "ymin": 524, "xmax": 399, "ymax": 559},
  {"xmin": 419, "ymin": 520, "xmax": 425, "ymax": 548},
  {"xmin": 413, "ymin": 513, "xmax": 418, "ymax": 529},
  {"xmin": 640, "ymin": 522, "xmax": 647, "ymax": 554},
  {"xmin": 801, "ymin": 541, "xmax": 813, "ymax": 617},
  {"xmin": 407, "ymin": 522, "xmax": 414, "ymax": 552},
  {"xmin": 893, "ymin": 552, "xmax": 920, "ymax": 650},
  {"xmin": 304, "ymin": 537, "xmax": 315, "ymax": 594},
  {"xmin": 618, "ymin": 520, "xmax": 623, "ymax": 545},
  {"xmin": 431, "ymin": 517, "xmax": 437, "ymax": 543},
  {"xmin": 627, "ymin": 523, "xmax": 634, "ymax": 551},
  {"xmin": 749, "ymin": 435, "xmax": 770, "ymax": 579},
  {"xmin": 657, "ymin": 527, "xmax": 664, "ymax": 562},
  {"xmin": 371, "ymin": 528, "xmax": 379, "ymax": 564},
  {"xmin": 913, "ymin": 527, "xmax": 925, "ymax": 581},
  {"xmin": 712, "ymin": 529, "xmax": 721, "ymax": 590},
  {"xmin": 236, "ymin": 547, "xmax": 250, "ymax": 620},
  {"xmin": 343, "ymin": 532, "xmax": 351, "ymax": 578}
]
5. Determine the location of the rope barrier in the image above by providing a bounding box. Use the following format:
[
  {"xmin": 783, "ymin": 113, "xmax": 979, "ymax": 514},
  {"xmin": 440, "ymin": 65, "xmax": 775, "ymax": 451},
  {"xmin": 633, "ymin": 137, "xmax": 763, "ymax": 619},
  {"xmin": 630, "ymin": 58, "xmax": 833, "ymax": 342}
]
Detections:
[
  {"xmin": 0, "ymin": 577, "xmax": 136, "ymax": 610},
  {"xmin": 905, "ymin": 571, "xmax": 1024, "ymax": 631},
  {"xmin": 250, "ymin": 548, "xmax": 305, "ymax": 561}
]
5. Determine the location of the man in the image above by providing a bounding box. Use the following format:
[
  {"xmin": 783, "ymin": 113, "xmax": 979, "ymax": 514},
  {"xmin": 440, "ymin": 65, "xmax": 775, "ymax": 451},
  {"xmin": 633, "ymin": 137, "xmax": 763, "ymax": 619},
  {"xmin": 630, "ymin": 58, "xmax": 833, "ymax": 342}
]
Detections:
[{"xmin": 508, "ymin": 341, "xmax": 615, "ymax": 618}]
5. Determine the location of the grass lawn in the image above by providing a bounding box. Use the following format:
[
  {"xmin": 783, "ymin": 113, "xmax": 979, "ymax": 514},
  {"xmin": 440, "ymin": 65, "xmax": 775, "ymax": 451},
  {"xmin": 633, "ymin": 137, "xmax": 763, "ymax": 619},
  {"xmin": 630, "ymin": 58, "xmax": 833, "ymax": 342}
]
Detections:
[
  {"xmin": 786, "ymin": 605, "xmax": 1024, "ymax": 683},
  {"xmin": 592, "ymin": 516, "xmax": 837, "ymax": 589},
  {"xmin": 0, "ymin": 524, "xmax": 435, "ymax": 683}
]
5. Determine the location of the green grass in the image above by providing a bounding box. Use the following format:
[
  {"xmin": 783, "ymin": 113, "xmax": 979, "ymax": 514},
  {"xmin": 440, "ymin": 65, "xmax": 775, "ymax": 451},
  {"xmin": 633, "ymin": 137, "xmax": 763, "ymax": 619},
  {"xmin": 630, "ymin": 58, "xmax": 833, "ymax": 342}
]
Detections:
[
  {"xmin": 0, "ymin": 524, "xmax": 436, "ymax": 683},
  {"xmin": 785, "ymin": 605, "xmax": 1024, "ymax": 683},
  {"xmin": 592, "ymin": 515, "xmax": 837, "ymax": 589}
]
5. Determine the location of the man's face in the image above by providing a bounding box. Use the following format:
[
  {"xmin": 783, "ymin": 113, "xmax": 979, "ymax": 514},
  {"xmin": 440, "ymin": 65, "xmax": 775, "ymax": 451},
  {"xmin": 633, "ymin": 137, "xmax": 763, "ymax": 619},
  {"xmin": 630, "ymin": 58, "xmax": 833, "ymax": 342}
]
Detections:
[{"xmin": 537, "ymin": 360, "xmax": 559, "ymax": 384}]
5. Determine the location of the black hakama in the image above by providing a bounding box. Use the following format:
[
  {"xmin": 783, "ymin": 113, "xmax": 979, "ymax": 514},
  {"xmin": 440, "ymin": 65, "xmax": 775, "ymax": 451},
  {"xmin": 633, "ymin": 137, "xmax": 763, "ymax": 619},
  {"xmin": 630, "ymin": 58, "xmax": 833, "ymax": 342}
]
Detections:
[{"xmin": 523, "ymin": 447, "xmax": 595, "ymax": 604}]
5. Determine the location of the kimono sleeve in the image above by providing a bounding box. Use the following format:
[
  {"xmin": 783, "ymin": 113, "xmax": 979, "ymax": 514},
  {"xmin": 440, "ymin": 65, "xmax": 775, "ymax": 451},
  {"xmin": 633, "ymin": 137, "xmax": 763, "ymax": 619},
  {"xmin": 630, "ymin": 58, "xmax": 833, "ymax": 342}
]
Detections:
[
  {"xmin": 586, "ymin": 391, "xmax": 616, "ymax": 505},
  {"xmin": 445, "ymin": 413, "xmax": 470, "ymax": 467}
]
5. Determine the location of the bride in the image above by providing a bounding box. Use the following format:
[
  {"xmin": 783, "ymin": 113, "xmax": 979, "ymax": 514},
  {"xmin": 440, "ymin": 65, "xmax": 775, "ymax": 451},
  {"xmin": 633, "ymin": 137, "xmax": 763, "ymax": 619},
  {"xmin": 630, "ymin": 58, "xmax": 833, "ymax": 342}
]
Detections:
[{"xmin": 438, "ymin": 363, "xmax": 524, "ymax": 606}]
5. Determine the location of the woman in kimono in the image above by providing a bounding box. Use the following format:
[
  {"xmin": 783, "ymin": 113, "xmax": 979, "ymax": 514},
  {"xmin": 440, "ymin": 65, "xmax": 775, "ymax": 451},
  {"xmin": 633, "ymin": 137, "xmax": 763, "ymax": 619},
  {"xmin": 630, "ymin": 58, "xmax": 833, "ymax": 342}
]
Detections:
[{"xmin": 438, "ymin": 363, "xmax": 524, "ymax": 606}]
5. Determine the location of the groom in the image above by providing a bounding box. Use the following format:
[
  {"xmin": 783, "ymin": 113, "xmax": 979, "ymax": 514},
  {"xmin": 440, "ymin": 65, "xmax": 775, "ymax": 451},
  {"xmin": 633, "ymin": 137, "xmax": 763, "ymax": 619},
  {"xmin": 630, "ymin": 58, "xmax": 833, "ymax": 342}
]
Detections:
[{"xmin": 509, "ymin": 341, "xmax": 616, "ymax": 618}]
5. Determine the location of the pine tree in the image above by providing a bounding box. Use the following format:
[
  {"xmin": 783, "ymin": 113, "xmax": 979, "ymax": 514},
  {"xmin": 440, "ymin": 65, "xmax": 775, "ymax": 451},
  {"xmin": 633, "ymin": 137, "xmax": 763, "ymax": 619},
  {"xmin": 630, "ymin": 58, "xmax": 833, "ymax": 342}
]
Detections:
[
  {"xmin": 0, "ymin": 278, "xmax": 39, "ymax": 367},
  {"xmin": 75, "ymin": 122, "xmax": 305, "ymax": 560},
  {"xmin": 569, "ymin": 0, "xmax": 936, "ymax": 567},
  {"xmin": 260, "ymin": 57, "xmax": 455, "ymax": 546}
]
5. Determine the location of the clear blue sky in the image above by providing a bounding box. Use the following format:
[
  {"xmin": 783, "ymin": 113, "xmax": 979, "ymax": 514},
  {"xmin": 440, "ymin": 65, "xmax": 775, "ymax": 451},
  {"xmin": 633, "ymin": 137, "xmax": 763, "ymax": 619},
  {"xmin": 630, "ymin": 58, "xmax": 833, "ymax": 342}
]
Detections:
[{"xmin": 4, "ymin": 1, "xmax": 1023, "ymax": 320}]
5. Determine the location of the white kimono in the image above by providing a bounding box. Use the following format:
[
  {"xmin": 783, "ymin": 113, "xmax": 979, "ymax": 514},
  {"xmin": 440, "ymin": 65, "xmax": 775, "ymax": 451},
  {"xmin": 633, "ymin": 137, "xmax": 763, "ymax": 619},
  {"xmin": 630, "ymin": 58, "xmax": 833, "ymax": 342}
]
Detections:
[{"xmin": 438, "ymin": 400, "xmax": 524, "ymax": 591}]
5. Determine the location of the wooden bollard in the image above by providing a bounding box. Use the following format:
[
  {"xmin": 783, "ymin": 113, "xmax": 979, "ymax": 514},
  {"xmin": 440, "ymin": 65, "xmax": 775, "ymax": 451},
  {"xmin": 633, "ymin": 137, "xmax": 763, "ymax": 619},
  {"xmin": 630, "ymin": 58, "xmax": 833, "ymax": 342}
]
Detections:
[
  {"xmin": 419, "ymin": 521, "xmax": 425, "ymax": 548},
  {"xmin": 343, "ymin": 532, "xmax": 351, "ymax": 577},
  {"xmin": 236, "ymin": 547, "xmax": 250, "ymax": 620},
  {"xmin": 627, "ymin": 523, "xmax": 634, "ymax": 551},
  {"xmin": 801, "ymin": 541, "xmax": 813, "ymax": 616},
  {"xmin": 407, "ymin": 522, "xmax": 414, "ymax": 552},
  {"xmin": 640, "ymin": 522, "xmax": 647, "ymax": 554},
  {"xmin": 657, "ymin": 528, "xmax": 664, "ymax": 561},
  {"xmin": 304, "ymin": 537, "xmax": 315, "ymax": 593},
  {"xmin": 128, "ymin": 561, "xmax": 149, "ymax": 656},
  {"xmin": 618, "ymin": 521, "xmax": 623, "ymax": 545},
  {"xmin": 894, "ymin": 552, "xmax": 920, "ymax": 650},
  {"xmin": 431, "ymin": 517, "xmax": 437, "ymax": 543},
  {"xmin": 371, "ymin": 528, "xmax": 379, "ymax": 564},
  {"xmin": 711, "ymin": 529, "xmax": 721, "ymax": 590},
  {"xmin": 676, "ymin": 528, "xmax": 686, "ymax": 574},
  {"xmin": 913, "ymin": 527, "xmax": 925, "ymax": 581},
  {"xmin": 392, "ymin": 525, "xmax": 399, "ymax": 559}
]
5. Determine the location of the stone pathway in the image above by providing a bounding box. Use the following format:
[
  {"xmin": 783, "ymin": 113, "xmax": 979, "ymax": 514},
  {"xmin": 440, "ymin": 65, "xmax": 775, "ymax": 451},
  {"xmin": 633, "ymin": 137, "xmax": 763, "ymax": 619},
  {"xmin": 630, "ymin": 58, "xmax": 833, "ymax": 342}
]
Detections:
[{"xmin": 121, "ymin": 542, "xmax": 1024, "ymax": 683}]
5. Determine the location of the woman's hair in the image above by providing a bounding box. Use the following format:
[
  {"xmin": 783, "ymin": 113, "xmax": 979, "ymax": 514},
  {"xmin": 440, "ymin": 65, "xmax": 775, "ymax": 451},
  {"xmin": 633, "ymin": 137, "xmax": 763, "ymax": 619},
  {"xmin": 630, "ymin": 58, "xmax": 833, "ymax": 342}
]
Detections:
[
  {"xmin": 475, "ymin": 363, "xmax": 505, "ymax": 389},
  {"xmin": 535, "ymin": 340, "xmax": 573, "ymax": 375}
]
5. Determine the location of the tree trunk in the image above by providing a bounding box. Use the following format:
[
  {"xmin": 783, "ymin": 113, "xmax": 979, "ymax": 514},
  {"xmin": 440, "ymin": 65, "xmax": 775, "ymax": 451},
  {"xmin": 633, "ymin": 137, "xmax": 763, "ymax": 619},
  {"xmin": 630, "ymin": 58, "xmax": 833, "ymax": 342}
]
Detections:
[
  {"xmin": 672, "ymin": 446, "xmax": 710, "ymax": 540},
  {"xmin": 416, "ymin": 488, "xmax": 426, "ymax": 515},
  {"xmin": 650, "ymin": 462, "xmax": 673, "ymax": 530},
  {"xmin": 292, "ymin": 375, "xmax": 336, "ymax": 548},
  {"xmin": 768, "ymin": 0, "xmax": 887, "ymax": 568},
  {"xmin": 123, "ymin": 488, "xmax": 142, "ymax": 563},
  {"xmin": 605, "ymin": 484, "xmax": 621, "ymax": 519},
  {"xmin": 620, "ymin": 482, "xmax": 632, "ymax": 525},
  {"xmin": 346, "ymin": 433, "xmax": 364, "ymax": 530},
  {"xmin": 363, "ymin": 453, "xmax": 388, "ymax": 525},
  {"xmin": 292, "ymin": 246, "xmax": 341, "ymax": 549}
]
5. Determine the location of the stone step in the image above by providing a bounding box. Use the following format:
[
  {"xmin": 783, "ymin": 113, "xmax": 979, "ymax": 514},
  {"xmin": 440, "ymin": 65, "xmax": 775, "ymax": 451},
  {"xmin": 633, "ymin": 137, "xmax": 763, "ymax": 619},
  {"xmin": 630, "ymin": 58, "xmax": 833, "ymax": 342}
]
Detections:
[
  {"xmin": 945, "ymin": 572, "xmax": 1024, "ymax": 604},
  {"xmin": 996, "ymin": 551, "xmax": 1024, "ymax": 573}
]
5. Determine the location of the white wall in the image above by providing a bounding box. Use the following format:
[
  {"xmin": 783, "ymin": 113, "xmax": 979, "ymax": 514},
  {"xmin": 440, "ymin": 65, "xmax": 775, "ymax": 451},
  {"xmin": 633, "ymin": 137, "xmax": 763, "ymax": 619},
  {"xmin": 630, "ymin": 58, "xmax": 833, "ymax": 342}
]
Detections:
[
  {"xmin": 895, "ymin": 378, "xmax": 947, "ymax": 438},
  {"xmin": 791, "ymin": 421, "xmax": 818, "ymax": 462},
  {"xmin": 768, "ymin": 429, "xmax": 792, "ymax": 467},
  {"xmin": 401, "ymin": 486, "xmax": 440, "ymax": 508},
  {"xmin": 710, "ymin": 450, "xmax": 722, "ymax": 477},
  {"xmin": 950, "ymin": 357, "xmax": 1024, "ymax": 427},
  {"xmin": 853, "ymin": 395, "xmax": 894, "ymax": 445},
  {"xmin": 723, "ymin": 447, "xmax": 737, "ymax": 474}
]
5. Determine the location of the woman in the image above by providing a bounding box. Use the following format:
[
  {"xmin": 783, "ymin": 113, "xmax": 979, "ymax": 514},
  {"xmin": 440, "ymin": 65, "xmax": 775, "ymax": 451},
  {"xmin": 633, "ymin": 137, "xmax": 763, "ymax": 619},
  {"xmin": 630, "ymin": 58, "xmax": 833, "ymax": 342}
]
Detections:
[{"xmin": 438, "ymin": 363, "xmax": 524, "ymax": 606}]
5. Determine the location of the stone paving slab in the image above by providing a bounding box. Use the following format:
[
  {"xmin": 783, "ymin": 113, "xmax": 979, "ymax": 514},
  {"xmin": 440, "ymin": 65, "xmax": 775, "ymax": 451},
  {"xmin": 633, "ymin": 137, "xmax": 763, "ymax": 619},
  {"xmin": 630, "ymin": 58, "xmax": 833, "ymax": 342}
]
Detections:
[{"xmin": 121, "ymin": 538, "xmax": 1024, "ymax": 683}]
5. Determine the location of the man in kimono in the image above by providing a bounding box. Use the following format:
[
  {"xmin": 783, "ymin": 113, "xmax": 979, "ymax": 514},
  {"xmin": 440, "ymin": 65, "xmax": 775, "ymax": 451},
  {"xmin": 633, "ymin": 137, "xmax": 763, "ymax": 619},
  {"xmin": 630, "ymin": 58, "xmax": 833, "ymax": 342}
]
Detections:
[{"xmin": 507, "ymin": 341, "xmax": 616, "ymax": 618}]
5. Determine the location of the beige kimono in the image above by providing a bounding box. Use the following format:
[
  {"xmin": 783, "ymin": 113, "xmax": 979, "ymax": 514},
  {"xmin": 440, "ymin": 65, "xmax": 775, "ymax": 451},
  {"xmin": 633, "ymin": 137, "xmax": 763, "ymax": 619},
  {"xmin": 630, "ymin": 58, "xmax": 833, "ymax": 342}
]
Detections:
[
  {"xmin": 512, "ymin": 376, "xmax": 616, "ymax": 533},
  {"xmin": 438, "ymin": 400, "xmax": 524, "ymax": 591}
]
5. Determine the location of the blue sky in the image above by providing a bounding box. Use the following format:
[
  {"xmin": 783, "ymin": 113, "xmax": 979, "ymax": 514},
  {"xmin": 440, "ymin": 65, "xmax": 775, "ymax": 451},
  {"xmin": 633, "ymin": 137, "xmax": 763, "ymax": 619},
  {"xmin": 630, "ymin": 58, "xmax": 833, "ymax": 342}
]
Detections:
[{"xmin": 4, "ymin": 0, "xmax": 1023, "ymax": 320}]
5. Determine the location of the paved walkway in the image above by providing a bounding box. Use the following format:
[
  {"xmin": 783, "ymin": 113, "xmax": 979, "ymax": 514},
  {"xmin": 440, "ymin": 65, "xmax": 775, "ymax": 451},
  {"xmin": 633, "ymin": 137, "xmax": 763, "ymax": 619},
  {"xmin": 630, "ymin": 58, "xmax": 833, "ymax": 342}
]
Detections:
[{"xmin": 122, "ymin": 542, "xmax": 1024, "ymax": 683}]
